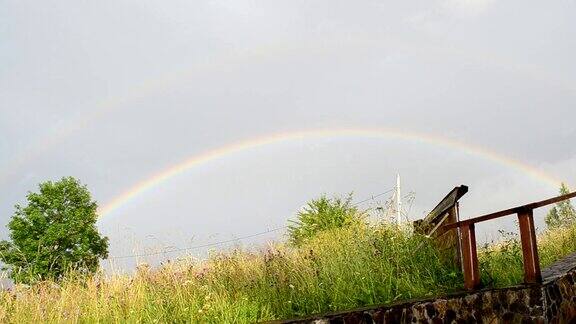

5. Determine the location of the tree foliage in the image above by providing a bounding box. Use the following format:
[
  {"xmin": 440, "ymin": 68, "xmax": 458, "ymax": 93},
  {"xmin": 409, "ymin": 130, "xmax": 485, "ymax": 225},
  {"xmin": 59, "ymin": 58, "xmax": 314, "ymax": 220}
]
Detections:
[
  {"xmin": 545, "ymin": 183, "xmax": 576, "ymax": 230},
  {"xmin": 0, "ymin": 177, "xmax": 108, "ymax": 283},
  {"xmin": 287, "ymin": 194, "xmax": 363, "ymax": 246}
]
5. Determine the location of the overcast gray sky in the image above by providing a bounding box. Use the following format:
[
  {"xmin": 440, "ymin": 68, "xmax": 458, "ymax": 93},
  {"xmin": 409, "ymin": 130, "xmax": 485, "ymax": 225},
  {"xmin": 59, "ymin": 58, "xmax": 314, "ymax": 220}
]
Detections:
[{"xmin": 1, "ymin": 0, "xmax": 575, "ymax": 271}]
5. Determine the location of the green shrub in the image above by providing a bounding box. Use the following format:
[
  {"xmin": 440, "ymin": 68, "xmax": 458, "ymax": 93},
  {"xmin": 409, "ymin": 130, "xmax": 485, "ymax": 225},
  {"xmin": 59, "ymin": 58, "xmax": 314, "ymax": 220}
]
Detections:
[
  {"xmin": 545, "ymin": 183, "xmax": 576, "ymax": 229},
  {"xmin": 287, "ymin": 194, "xmax": 363, "ymax": 246}
]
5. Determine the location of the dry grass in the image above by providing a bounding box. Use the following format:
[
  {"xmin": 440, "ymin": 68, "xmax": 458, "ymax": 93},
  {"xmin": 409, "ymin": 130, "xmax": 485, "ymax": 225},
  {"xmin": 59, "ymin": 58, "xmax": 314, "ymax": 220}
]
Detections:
[
  {"xmin": 0, "ymin": 223, "xmax": 460, "ymax": 323},
  {"xmin": 1, "ymin": 221, "xmax": 575, "ymax": 323}
]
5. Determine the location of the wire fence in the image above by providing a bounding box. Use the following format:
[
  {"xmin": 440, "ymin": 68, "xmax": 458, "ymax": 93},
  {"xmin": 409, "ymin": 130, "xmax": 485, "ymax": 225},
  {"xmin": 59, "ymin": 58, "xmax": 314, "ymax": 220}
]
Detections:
[{"xmin": 109, "ymin": 188, "xmax": 399, "ymax": 260}]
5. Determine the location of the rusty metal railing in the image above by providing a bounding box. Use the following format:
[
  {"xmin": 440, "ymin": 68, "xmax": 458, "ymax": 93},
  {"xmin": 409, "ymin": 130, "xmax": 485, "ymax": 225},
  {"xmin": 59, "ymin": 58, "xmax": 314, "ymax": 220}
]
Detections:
[{"xmin": 441, "ymin": 191, "xmax": 576, "ymax": 290}]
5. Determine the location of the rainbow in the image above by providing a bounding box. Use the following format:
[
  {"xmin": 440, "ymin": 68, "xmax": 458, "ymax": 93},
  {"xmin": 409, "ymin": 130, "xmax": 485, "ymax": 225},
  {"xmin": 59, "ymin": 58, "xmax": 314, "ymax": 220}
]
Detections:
[
  {"xmin": 3, "ymin": 36, "xmax": 574, "ymax": 186},
  {"xmin": 98, "ymin": 127, "xmax": 562, "ymax": 219}
]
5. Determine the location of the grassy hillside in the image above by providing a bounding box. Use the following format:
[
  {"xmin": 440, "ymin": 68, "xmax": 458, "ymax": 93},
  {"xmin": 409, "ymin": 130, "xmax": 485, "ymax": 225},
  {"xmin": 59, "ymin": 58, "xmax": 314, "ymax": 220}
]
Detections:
[{"xmin": 0, "ymin": 222, "xmax": 575, "ymax": 323}]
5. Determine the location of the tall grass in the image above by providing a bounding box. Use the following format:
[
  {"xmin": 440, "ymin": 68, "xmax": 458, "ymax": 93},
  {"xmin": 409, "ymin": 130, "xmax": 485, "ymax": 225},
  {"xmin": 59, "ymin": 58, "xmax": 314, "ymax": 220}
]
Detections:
[
  {"xmin": 2, "ymin": 222, "xmax": 575, "ymax": 323},
  {"xmin": 479, "ymin": 224, "xmax": 576, "ymax": 287},
  {"xmin": 0, "ymin": 223, "xmax": 461, "ymax": 323}
]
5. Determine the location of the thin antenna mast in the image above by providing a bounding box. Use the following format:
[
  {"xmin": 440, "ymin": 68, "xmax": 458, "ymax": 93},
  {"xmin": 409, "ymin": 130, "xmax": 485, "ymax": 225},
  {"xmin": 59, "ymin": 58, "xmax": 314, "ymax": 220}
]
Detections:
[{"xmin": 396, "ymin": 173, "xmax": 402, "ymax": 225}]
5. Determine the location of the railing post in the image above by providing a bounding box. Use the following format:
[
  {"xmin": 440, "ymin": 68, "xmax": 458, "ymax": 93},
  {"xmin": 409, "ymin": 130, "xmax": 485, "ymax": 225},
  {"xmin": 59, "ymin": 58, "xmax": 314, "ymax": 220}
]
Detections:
[
  {"xmin": 517, "ymin": 208, "xmax": 542, "ymax": 284},
  {"xmin": 460, "ymin": 223, "xmax": 480, "ymax": 290},
  {"xmin": 454, "ymin": 203, "xmax": 462, "ymax": 269}
]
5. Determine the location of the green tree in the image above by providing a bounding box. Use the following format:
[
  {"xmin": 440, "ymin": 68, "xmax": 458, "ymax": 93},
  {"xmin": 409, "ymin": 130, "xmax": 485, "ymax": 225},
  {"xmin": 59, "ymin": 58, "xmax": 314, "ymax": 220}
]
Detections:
[
  {"xmin": 545, "ymin": 183, "xmax": 576, "ymax": 230},
  {"xmin": 287, "ymin": 194, "xmax": 363, "ymax": 246},
  {"xmin": 0, "ymin": 177, "xmax": 108, "ymax": 283}
]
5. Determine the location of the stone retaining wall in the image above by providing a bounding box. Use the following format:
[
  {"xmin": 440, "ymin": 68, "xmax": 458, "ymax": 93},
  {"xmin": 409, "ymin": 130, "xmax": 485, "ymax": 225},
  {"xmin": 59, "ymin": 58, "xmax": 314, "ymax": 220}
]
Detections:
[{"xmin": 276, "ymin": 254, "xmax": 576, "ymax": 323}]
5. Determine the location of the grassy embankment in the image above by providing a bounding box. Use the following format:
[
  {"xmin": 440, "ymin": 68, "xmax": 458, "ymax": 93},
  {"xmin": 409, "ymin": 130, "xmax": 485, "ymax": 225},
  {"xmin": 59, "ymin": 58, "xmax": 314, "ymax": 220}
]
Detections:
[{"xmin": 1, "ymin": 222, "xmax": 575, "ymax": 323}]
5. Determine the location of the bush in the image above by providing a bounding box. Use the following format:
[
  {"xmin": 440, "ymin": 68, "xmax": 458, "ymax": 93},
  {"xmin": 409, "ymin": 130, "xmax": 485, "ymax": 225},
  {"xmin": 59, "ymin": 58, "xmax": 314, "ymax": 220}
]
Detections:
[
  {"xmin": 287, "ymin": 194, "xmax": 363, "ymax": 246},
  {"xmin": 545, "ymin": 183, "xmax": 576, "ymax": 229}
]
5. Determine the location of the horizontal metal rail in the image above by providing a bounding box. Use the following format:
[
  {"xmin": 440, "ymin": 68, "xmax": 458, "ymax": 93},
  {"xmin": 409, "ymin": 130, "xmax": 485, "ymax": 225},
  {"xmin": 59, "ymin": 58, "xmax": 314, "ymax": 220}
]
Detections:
[{"xmin": 440, "ymin": 191, "xmax": 576, "ymax": 290}]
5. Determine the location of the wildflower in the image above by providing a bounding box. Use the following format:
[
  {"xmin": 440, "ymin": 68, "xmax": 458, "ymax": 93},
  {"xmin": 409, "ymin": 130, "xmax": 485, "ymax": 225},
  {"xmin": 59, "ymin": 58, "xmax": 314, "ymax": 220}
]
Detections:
[{"xmin": 289, "ymin": 284, "xmax": 295, "ymax": 289}]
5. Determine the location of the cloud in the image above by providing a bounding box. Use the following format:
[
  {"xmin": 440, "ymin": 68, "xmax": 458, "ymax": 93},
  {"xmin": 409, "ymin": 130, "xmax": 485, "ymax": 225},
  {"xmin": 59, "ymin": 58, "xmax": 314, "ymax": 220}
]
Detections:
[
  {"xmin": 405, "ymin": 0, "xmax": 496, "ymax": 29},
  {"xmin": 443, "ymin": 0, "xmax": 496, "ymax": 17}
]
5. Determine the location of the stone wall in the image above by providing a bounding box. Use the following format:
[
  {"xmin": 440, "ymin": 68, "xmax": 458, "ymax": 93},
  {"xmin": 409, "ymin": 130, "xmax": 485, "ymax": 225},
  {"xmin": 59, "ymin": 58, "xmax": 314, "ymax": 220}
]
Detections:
[
  {"xmin": 541, "ymin": 253, "xmax": 576, "ymax": 322},
  {"xmin": 276, "ymin": 254, "xmax": 576, "ymax": 324}
]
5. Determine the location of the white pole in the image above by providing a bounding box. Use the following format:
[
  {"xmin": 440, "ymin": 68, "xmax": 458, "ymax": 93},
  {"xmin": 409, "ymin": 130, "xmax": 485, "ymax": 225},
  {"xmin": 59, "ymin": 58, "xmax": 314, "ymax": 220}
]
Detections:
[{"xmin": 396, "ymin": 173, "xmax": 402, "ymax": 225}]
